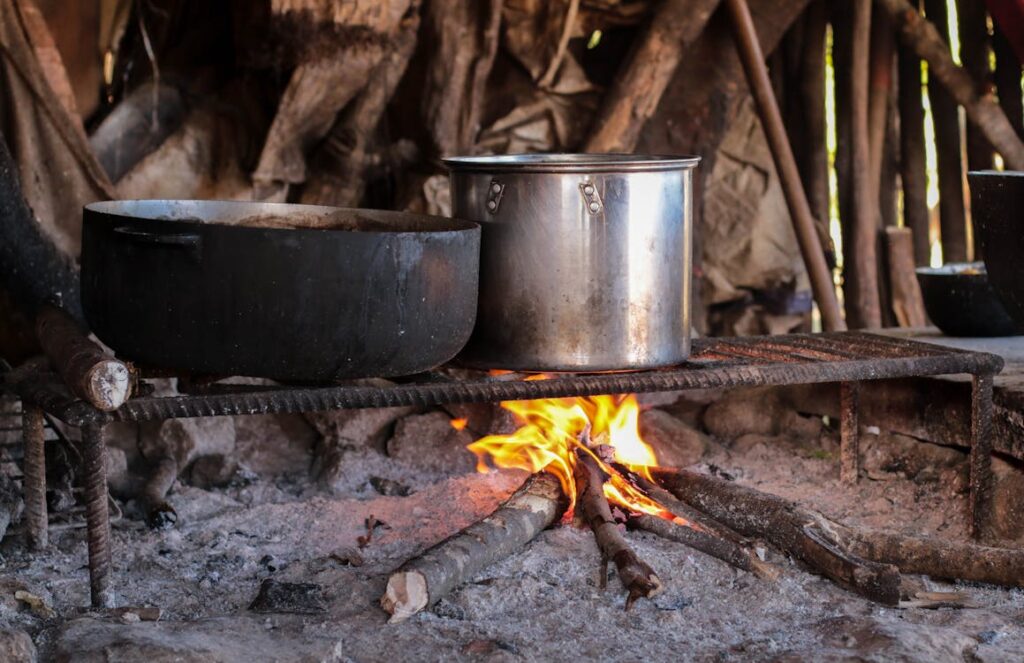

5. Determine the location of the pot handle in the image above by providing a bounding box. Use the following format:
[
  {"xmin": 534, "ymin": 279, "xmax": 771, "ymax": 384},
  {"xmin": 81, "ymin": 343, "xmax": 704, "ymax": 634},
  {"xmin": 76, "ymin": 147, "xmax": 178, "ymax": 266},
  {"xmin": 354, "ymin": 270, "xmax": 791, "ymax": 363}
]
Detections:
[{"xmin": 112, "ymin": 226, "xmax": 202, "ymax": 249}]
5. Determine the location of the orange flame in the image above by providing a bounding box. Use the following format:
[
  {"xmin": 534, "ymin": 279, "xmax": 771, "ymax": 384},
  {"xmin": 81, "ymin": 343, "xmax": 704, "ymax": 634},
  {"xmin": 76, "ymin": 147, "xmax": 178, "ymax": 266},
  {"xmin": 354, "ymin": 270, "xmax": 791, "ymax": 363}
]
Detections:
[
  {"xmin": 468, "ymin": 393, "xmax": 674, "ymax": 519},
  {"xmin": 449, "ymin": 418, "xmax": 468, "ymax": 431}
]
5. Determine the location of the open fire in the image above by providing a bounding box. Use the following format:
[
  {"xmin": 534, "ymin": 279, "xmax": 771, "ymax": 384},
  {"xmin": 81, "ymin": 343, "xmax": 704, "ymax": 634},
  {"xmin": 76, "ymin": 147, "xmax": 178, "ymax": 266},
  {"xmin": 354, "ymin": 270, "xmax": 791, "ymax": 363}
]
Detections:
[{"xmin": 464, "ymin": 393, "xmax": 682, "ymax": 524}]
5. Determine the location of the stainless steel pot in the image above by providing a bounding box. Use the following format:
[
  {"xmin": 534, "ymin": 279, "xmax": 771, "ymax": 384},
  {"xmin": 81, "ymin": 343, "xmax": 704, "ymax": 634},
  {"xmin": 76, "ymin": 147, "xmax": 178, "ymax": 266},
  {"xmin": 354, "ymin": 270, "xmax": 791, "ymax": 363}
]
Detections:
[{"xmin": 444, "ymin": 153, "xmax": 700, "ymax": 371}]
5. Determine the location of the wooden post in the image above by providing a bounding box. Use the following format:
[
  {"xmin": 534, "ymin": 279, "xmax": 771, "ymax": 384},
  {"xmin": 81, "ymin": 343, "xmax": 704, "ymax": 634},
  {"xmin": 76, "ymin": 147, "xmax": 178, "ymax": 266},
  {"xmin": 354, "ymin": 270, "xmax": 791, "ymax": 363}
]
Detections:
[
  {"xmin": 849, "ymin": 0, "xmax": 882, "ymax": 329},
  {"xmin": 922, "ymin": 0, "xmax": 968, "ymax": 263},
  {"xmin": 897, "ymin": 39, "xmax": 931, "ymax": 265},
  {"xmin": 884, "ymin": 227, "xmax": 928, "ymax": 327},
  {"xmin": 879, "ymin": 0, "xmax": 1024, "ymax": 170},
  {"xmin": 724, "ymin": 0, "xmax": 847, "ymax": 332},
  {"xmin": 797, "ymin": 1, "xmax": 832, "ymax": 263},
  {"xmin": 958, "ymin": 0, "xmax": 995, "ymax": 171},
  {"xmin": 840, "ymin": 381, "xmax": 860, "ymax": 484},
  {"xmin": 993, "ymin": 25, "xmax": 1024, "ymax": 142}
]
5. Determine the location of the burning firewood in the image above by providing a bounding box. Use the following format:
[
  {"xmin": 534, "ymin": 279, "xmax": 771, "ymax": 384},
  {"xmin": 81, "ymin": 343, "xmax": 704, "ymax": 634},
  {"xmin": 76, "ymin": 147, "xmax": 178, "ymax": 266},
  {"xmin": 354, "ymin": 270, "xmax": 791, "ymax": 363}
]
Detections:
[
  {"xmin": 650, "ymin": 467, "xmax": 902, "ymax": 605},
  {"xmin": 616, "ymin": 467, "xmax": 780, "ymax": 580},
  {"xmin": 654, "ymin": 466, "xmax": 1024, "ymax": 593},
  {"xmin": 573, "ymin": 452, "xmax": 663, "ymax": 609},
  {"xmin": 381, "ymin": 471, "xmax": 568, "ymax": 623}
]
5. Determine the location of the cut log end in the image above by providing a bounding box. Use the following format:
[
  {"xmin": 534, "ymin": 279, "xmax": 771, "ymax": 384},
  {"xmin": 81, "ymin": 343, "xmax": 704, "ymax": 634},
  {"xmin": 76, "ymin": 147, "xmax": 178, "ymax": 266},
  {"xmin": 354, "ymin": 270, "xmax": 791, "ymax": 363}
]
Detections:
[
  {"xmin": 381, "ymin": 571, "xmax": 428, "ymax": 624},
  {"xmin": 85, "ymin": 360, "xmax": 132, "ymax": 411}
]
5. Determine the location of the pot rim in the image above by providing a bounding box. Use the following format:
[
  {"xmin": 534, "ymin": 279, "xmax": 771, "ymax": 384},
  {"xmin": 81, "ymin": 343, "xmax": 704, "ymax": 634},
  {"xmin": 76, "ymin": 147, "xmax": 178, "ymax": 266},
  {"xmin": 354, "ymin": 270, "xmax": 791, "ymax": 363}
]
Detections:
[
  {"xmin": 84, "ymin": 200, "xmax": 479, "ymax": 234},
  {"xmin": 443, "ymin": 152, "xmax": 700, "ymax": 173}
]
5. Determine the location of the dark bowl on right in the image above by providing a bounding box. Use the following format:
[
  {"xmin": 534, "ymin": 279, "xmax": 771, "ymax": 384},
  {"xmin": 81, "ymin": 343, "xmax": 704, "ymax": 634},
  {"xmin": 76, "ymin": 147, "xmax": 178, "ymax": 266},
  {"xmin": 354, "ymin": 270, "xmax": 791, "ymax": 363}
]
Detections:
[
  {"xmin": 915, "ymin": 263, "xmax": 1022, "ymax": 337},
  {"xmin": 969, "ymin": 170, "xmax": 1024, "ymax": 328}
]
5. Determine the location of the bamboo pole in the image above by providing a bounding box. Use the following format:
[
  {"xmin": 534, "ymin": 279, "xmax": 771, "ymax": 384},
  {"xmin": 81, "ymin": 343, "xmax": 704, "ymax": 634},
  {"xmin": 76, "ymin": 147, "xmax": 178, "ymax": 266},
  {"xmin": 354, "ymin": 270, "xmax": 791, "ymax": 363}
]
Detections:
[{"xmin": 724, "ymin": 0, "xmax": 846, "ymax": 332}]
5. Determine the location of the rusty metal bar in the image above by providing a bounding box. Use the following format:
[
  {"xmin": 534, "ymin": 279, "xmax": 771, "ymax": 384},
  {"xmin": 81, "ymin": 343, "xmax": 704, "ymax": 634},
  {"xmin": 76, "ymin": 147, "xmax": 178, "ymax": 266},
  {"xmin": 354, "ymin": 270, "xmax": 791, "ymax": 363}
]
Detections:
[
  {"xmin": 21, "ymin": 406, "xmax": 47, "ymax": 549},
  {"xmin": 81, "ymin": 422, "xmax": 114, "ymax": 607},
  {"xmin": 970, "ymin": 373, "xmax": 995, "ymax": 542},
  {"xmin": 840, "ymin": 382, "xmax": 860, "ymax": 484}
]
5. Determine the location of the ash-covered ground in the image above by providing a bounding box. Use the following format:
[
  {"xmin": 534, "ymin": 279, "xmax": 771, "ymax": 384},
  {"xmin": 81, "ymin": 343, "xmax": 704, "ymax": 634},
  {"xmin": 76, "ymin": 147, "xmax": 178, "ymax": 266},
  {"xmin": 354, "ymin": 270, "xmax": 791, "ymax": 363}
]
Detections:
[{"xmin": 2, "ymin": 387, "xmax": 1023, "ymax": 662}]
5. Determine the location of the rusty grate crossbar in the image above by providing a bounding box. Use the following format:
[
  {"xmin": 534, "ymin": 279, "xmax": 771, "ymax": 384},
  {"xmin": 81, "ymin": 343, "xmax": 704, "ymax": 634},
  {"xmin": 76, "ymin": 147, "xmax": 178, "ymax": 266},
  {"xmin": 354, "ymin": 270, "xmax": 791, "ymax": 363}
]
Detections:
[
  {"xmin": 4, "ymin": 330, "xmax": 1005, "ymax": 608},
  {"xmin": 12, "ymin": 332, "xmax": 1003, "ymax": 426}
]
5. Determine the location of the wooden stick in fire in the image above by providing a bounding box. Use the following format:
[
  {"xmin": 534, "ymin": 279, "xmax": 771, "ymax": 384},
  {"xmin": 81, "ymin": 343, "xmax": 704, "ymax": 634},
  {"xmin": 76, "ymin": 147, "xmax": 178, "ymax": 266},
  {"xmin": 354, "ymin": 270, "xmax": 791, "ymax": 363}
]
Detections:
[
  {"xmin": 381, "ymin": 472, "xmax": 568, "ymax": 623},
  {"xmin": 574, "ymin": 451, "xmax": 663, "ymax": 609},
  {"xmin": 652, "ymin": 466, "xmax": 1024, "ymax": 591},
  {"xmin": 35, "ymin": 304, "xmax": 133, "ymax": 411},
  {"xmin": 650, "ymin": 467, "xmax": 902, "ymax": 605},
  {"xmin": 615, "ymin": 467, "xmax": 780, "ymax": 580}
]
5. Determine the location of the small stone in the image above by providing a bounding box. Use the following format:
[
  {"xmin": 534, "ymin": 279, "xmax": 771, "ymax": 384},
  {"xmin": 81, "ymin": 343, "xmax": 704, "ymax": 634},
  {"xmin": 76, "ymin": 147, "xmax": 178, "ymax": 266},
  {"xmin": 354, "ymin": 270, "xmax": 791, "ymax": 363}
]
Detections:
[
  {"xmin": 249, "ymin": 580, "xmax": 325, "ymax": 615},
  {"xmin": 386, "ymin": 411, "xmax": 476, "ymax": 475},
  {"xmin": 640, "ymin": 409, "xmax": 708, "ymax": 467},
  {"xmin": 120, "ymin": 611, "xmax": 141, "ymax": 624},
  {"xmin": 369, "ymin": 476, "xmax": 411, "ymax": 497},
  {"xmin": 14, "ymin": 590, "xmax": 54, "ymax": 619},
  {"xmin": 991, "ymin": 457, "xmax": 1024, "ymax": 541},
  {"xmin": 0, "ymin": 629, "xmax": 35, "ymax": 663}
]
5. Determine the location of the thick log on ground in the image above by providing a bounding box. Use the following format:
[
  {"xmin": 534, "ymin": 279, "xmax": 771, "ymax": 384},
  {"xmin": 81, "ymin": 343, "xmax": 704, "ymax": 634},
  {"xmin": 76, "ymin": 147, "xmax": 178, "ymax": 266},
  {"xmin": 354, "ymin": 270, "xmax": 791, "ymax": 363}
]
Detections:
[
  {"xmin": 878, "ymin": 0, "xmax": 1024, "ymax": 171},
  {"xmin": 381, "ymin": 472, "xmax": 567, "ymax": 623},
  {"xmin": 651, "ymin": 467, "xmax": 902, "ymax": 605},
  {"xmin": 574, "ymin": 453, "xmax": 662, "ymax": 609},
  {"xmin": 585, "ymin": 0, "xmax": 720, "ymax": 153},
  {"xmin": 35, "ymin": 304, "xmax": 132, "ymax": 411},
  {"xmin": 848, "ymin": 530, "xmax": 1024, "ymax": 588},
  {"xmin": 897, "ymin": 40, "xmax": 931, "ymax": 266}
]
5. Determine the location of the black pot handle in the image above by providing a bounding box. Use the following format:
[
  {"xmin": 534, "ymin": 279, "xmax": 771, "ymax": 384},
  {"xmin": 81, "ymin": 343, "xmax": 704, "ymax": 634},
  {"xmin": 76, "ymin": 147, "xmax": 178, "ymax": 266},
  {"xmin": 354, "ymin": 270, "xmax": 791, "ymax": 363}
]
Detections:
[{"xmin": 112, "ymin": 226, "xmax": 202, "ymax": 249}]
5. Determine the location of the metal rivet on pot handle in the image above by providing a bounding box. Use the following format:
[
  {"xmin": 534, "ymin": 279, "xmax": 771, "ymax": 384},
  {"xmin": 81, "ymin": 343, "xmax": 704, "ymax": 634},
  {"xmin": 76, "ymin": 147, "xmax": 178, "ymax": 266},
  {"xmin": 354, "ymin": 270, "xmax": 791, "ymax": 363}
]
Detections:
[
  {"xmin": 487, "ymin": 179, "xmax": 506, "ymax": 214},
  {"xmin": 579, "ymin": 182, "xmax": 603, "ymax": 215}
]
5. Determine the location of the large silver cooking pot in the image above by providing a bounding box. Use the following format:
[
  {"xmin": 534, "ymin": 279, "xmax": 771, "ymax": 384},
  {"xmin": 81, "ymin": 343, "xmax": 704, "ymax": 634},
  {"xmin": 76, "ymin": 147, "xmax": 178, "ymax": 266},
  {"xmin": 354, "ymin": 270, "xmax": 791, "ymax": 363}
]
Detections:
[{"xmin": 444, "ymin": 153, "xmax": 699, "ymax": 371}]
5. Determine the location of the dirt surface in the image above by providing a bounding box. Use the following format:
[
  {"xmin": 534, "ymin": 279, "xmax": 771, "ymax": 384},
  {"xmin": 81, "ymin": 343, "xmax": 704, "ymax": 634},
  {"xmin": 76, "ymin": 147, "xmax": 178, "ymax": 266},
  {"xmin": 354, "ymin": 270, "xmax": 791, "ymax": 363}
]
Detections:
[{"xmin": 1, "ymin": 401, "xmax": 1023, "ymax": 662}]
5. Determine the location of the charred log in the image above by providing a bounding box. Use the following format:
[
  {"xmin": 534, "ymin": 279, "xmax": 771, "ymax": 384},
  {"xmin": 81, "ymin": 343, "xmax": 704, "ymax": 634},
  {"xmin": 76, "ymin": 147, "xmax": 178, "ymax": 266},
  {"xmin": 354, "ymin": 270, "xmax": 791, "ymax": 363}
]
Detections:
[
  {"xmin": 574, "ymin": 453, "xmax": 663, "ymax": 609},
  {"xmin": 651, "ymin": 467, "xmax": 902, "ymax": 605}
]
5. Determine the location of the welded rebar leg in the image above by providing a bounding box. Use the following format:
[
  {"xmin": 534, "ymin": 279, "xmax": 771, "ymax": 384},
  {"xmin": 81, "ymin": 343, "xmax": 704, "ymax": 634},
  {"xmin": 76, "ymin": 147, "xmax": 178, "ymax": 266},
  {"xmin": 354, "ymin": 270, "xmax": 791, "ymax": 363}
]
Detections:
[
  {"xmin": 970, "ymin": 373, "xmax": 995, "ymax": 542},
  {"xmin": 840, "ymin": 381, "xmax": 860, "ymax": 485},
  {"xmin": 21, "ymin": 406, "xmax": 47, "ymax": 550},
  {"xmin": 81, "ymin": 422, "xmax": 114, "ymax": 607}
]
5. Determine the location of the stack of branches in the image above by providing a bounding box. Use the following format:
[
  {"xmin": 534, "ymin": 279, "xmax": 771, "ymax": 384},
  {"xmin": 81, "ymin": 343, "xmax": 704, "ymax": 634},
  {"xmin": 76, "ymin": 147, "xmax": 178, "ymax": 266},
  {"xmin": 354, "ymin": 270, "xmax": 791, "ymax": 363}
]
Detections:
[{"xmin": 381, "ymin": 434, "xmax": 1024, "ymax": 622}]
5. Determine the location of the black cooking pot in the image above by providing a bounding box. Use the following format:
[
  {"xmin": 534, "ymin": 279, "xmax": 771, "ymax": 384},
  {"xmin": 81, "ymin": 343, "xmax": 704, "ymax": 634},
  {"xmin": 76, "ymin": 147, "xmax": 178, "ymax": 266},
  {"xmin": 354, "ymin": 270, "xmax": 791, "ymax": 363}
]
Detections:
[
  {"xmin": 969, "ymin": 170, "xmax": 1024, "ymax": 326},
  {"xmin": 81, "ymin": 201, "xmax": 480, "ymax": 381},
  {"xmin": 915, "ymin": 263, "xmax": 1022, "ymax": 337}
]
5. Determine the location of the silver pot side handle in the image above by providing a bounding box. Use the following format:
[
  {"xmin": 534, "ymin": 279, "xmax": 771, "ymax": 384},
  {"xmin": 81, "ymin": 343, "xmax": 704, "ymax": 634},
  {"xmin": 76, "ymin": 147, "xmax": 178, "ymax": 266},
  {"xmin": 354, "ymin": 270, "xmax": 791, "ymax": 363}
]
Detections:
[
  {"xmin": 579, "ymin": 181, "xmax": 603, "ymax": 214},
  {"xmin": 486, "ymin": 179, "xmax": 506, "ymax": 214}
]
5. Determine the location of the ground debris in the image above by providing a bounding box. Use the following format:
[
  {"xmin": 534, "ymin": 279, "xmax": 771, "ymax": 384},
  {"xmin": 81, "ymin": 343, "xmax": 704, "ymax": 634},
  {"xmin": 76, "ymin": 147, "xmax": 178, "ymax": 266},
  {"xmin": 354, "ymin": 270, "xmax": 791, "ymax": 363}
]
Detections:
[{"xmin": 249, "ymin": 580, "xmax": 325, "ymax": 615}]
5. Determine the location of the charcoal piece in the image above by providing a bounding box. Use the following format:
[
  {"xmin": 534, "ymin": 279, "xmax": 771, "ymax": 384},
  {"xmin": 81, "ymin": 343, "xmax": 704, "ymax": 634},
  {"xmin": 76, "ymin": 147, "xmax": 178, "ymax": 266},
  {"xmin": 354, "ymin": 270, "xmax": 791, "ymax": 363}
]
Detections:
[{"xmin": 249, "ymin": 580, "xmax": 325, "ymax": 615}]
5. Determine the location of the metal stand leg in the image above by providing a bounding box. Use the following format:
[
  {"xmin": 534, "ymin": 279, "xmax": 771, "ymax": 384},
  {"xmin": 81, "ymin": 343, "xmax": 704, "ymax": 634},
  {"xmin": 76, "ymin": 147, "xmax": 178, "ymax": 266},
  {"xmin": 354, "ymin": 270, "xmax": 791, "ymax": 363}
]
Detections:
[
  {"xmin": 970, "ymin": 373, "xmax": 995, "ymax": 541},
  {"xmin": 81, "ymin": 422, "xmax": 114, "ymax": 607},
  {"xmin": 21, "ymin": 406, "xmax": 47, "ymax": 550},
  {"xmin": 840, "ymin": 381, "xmax": 860, "ymax": 484}
]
